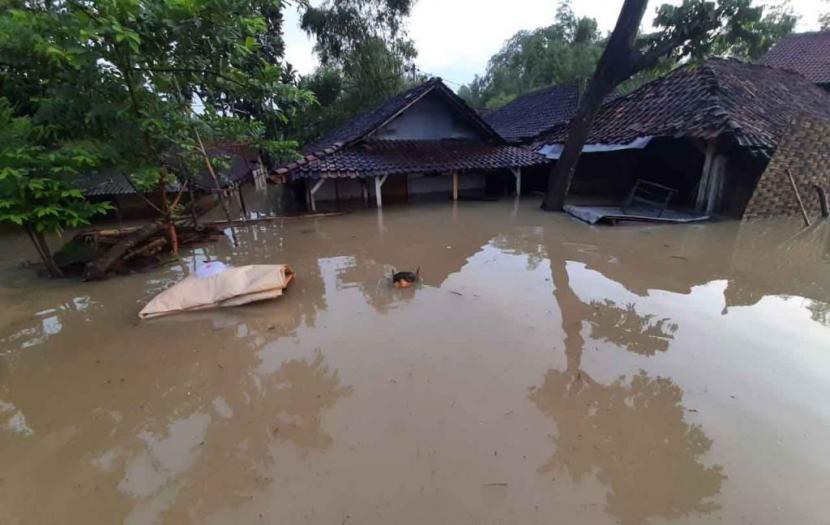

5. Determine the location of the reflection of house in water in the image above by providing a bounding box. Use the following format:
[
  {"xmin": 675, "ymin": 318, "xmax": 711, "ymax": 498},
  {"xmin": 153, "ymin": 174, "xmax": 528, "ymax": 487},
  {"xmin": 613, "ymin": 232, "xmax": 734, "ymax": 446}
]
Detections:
[{"xmin": 0, "ymin": 324, "xmax": 352, "ymax": 524}]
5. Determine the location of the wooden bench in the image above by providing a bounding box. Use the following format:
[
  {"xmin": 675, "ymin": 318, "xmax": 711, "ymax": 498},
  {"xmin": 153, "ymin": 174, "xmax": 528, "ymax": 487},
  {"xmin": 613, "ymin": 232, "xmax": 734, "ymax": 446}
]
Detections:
[{"xmin": 622, "ymin": 179, "xmax": 678, "ymax": 217}]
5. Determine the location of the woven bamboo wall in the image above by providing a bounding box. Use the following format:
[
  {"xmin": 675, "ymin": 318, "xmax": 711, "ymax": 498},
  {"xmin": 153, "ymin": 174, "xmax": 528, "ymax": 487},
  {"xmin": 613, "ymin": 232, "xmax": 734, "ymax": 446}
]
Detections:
[{"xmin": 743, "ymin": 114, "xmax": 830, "ymax": 219}]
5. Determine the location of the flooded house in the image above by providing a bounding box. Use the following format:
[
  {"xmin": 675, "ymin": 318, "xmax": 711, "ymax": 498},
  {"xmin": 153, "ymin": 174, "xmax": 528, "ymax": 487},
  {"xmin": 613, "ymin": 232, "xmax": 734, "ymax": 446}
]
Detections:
[
  {"xmin": 77, "ymin": 144, "xmax": 262, "ymax": 220},
  {"xmin": 762, "ymin": 30, "xmax": 830, "ymax": 92},
  {"xmin": 481, "ymin": 84, "xmax": 584, "ymax": 193},
  {"xmin": 271, "ymin": 78, "xmax": 549, "ymax": 210},
  {"xmin": 532, "ymin": 58, "xmax": 830, "ymax": 220}
]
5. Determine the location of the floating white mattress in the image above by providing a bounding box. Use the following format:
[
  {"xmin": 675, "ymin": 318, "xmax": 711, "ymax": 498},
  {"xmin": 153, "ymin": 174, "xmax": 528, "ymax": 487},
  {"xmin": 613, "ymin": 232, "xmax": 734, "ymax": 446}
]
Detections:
[{"xmin": 139, "ymin": 264, "xmax": 294, "ymax": 319}]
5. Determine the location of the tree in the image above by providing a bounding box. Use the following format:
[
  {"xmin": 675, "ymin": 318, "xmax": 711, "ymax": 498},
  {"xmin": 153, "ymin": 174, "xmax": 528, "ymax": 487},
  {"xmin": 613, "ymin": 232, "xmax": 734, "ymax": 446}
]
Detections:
[
  {"xmin": 458, "ymin": 1, "xmax": 604, "ymax": 109},
  {"xmin": 1, "ymin": 0, "xmax": 312, "ymax": 266},
  {"xmin": 821, "ymin": 0, "xmax": 829, "ymax": 29},
  {"xmin": 290, "ymin": 0, "xmax": 420, "ymax": 144},
  {"xmin": 0, "ymin": 100, "xmax": 111, "ymax": 277},
  {"xmin": 541, "ymin": 0, "xmax": 797, "ymax": 211}
]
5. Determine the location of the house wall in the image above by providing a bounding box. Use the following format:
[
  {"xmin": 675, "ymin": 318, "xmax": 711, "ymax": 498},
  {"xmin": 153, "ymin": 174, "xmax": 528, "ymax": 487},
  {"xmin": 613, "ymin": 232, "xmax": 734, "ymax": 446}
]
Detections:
[
  {"xmin": 743, "ymin": 114, "xmax": 830, "ymax": 219},
  {"xmin": 310, "ymin": 172, "xmax": 488, "ymax": 204},
  {"xmin": 373, "ymin": 92, "xmax": 483, "ymax": 141}
]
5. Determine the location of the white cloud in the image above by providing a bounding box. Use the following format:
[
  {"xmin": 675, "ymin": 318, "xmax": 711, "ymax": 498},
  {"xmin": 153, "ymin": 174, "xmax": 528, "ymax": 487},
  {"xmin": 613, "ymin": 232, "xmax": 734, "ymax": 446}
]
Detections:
[{"xmin": 283, "ymin": 0, "xmax": 828, "ymax": 85}]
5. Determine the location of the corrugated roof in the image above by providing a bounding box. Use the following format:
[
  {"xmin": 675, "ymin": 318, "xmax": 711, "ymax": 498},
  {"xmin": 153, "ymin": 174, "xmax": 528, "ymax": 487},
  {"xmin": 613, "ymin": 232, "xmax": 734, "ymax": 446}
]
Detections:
[
  {"xmin": 762, "ymin": 31, "xmax": 830, "ymax": 85},
  {"xmin": 540, "ymin": 58, "xmax": 830, "ymax": 150},
  {"xmin": 278, "ymin": 140, "xmax": 547, "ymax": 180}
]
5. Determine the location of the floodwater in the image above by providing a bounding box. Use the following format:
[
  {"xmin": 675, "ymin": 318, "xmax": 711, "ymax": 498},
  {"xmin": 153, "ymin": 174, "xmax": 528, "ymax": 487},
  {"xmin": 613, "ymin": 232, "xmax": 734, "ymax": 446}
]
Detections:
[{"xmin": 1, "ymin": 200, "xmax": 829, "ymax": 525}]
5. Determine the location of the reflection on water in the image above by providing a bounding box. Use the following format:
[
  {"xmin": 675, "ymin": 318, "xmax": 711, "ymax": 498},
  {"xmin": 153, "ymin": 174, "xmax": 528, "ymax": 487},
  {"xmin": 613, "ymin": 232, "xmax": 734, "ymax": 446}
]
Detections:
[
  {"xmin": 0, "ymin": 201, "xmax": 828, "ymax": 524},
  {"xmin": 530, "ymin": 369, "xmax": 724, "ymax": 525},
  {"xmin": 587, "ymin": 299, "xmax": 678, "ymax": 356}
]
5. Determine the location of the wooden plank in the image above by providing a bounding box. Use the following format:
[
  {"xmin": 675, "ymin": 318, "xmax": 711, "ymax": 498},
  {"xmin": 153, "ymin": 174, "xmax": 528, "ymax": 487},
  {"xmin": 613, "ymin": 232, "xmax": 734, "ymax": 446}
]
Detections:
[
  {"xmin": 786, "ymin": 168, "xmax": 811, "ymax": 227},
  {"xmin": 696, "ymin": 140, "xmax": 716, "ymax": 211}
]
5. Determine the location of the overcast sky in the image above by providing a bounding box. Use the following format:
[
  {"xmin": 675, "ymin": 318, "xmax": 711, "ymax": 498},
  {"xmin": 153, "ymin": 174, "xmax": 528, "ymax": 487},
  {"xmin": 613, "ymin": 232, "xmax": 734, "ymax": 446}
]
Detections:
[{"xmin": 283, "ymin": 0, "xmax": 828, "ymax": 88}]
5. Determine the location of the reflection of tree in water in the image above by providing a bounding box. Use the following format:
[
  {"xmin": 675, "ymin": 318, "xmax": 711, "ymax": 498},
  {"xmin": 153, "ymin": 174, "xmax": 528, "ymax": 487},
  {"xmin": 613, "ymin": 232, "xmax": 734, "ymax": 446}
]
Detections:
[
  {"xmin": 530, "ymin": 369, "xmax": 724, "ymax": 525},
  {"xmin": 531, "ymin": 254, "xmax": 724, "ymax": 525},
  {"xmin": 807, "ymin": 300, "xmax": 830, "ymax": 327},
  {"xmin": 159, "ymin": 349, "xmax": 353, "ymax": 522},
  {"xmin": 1, "ymin": 331, "xmax": 351, "ymax": 523},
  {"xmin": 588, "ymin": 300, "xmax": 678, "ymax": 356}
]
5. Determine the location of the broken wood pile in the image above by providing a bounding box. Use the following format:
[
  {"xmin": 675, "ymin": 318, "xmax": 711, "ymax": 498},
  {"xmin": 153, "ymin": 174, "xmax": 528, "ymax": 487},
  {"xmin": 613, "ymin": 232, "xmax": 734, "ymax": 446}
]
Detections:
[{"xmin": 54, "ymin": 224, "xmax": 223, "ymax": 280}]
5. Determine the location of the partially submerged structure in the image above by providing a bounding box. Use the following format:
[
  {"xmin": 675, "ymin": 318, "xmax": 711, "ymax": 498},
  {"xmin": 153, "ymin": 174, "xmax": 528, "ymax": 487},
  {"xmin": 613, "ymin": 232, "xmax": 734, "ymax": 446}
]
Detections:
[
  {"xmin": 77, "ymin": 144, "xmax": 262, "ymax": 220},
  {"xmin": 535, "ymin": 58, "xmax": 830, "ymax": 219},
  {"xmin": 762, "ymin": 30, "xmax": 830, "ymax": 91},
  {"xmin": 271, "ymin": 78, "xmax": 548, "ymax": 210},
  {"xmin": 483, "ymin": 84, "xmax": 582, "ymax": 145}
]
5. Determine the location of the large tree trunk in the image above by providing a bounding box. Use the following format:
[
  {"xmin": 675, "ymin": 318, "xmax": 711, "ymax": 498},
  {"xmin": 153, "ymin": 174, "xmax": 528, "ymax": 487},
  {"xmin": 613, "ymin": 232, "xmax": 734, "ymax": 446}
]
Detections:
[
  {"xmin": 542, "ymin": 0, "xmax": 651, "ymax": 211},
  {"xmin": 27, "ymin": 226, "xmax": 63, "ymax": 278},
  {"xmin": 84, "ymin": 223, "xmax": 162, "ymax": 281}
]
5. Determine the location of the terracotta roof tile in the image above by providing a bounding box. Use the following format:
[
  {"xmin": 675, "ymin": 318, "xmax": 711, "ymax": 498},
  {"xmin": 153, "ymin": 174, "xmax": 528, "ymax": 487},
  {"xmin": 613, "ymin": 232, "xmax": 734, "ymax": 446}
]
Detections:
[
  {"xmin": 762, "ymin": 31, "xmax": 830, "ymax": 85},
  {"xmin": 275, "ymin": 140, "xmax": 547, "ymax": 180},
  {"xmin": 540, "ymin": 58, "xmax": 830, "ymax": 150}
]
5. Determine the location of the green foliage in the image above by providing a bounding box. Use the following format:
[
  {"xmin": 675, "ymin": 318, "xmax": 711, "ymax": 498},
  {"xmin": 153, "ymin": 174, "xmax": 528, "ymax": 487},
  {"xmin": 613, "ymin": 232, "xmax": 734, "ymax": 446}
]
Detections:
[
  {"xmin": 463, "ymin": 0, "xmax": 797, "ymax": 109},
  {"xmin": 458, "ymin": 1, "xmax": 604, "ymax": 109},
  {"xmin": 290, "ymin": 0, "xmax": 420, "ymax": 145},
  {"xmin": 0, "ymin": 99, "xmax": 111, "ymax": 235},
  {"xmin": 649, "ymin": 0, "xmax": 797, "ymax": 61}
]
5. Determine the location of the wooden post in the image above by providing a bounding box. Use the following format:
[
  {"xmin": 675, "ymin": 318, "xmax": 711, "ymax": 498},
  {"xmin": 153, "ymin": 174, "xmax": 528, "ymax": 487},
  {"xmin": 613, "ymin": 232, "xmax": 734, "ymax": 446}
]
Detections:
[
  {"xmin": 374, "ymin": 175, "xmax": 388, "ymax": 208},
  {"xmin": 786, "ymin": 169, "xmax": 811, "ymax": 227},
  {"xmin": 452, "ymin": 172, "xmax": 459, "ymax": 201},
  {"xmin": 706, "ymin": 155, "xmax": 726, "ymax": 215},
  {"xmin": 237, "ymin": 185, "xmax": 248, "ymax": 220},
  {"xmin": 511, "ymin": 168, "xmax": 522, "ymax": 197},
  {"xmin": 696, "ymin": 140, "xmax": 716, "ymax": 211},
  {"xmin": 309, "ymin": 178, "xmax": 326, "ymax": 212}
]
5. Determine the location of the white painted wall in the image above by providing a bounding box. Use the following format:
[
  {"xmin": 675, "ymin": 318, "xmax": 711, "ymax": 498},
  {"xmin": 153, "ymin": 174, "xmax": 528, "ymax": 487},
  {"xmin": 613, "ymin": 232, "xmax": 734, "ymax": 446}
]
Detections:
[
  {"xmin": 312, "ymin": 173, "xmax": 487, "ymax": 202},
  {"xmin": 373, "ymin": 92, "xmax": 482, "ymax": 141}
]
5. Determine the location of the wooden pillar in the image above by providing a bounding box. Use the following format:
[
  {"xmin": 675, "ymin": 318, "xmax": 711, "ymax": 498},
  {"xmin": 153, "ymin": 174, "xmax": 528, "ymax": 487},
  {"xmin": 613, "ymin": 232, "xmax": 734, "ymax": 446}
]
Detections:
[
  {"xmin": 696, "ymin": 140, "xmax": 717, "ymax": 211},
  {"xmin": 706, "ymin": 155, "xmax": 727, "ymax": 215},
  {"xmin": 374, "ymin": 175, "xmax": 389, "ymax": 208},
  {"xmin": 237, "ymin": 185, "xmax": 248, "ymax": 219},
  {"xmin": 452, "ymin": 172, "xmax": 459, "ymax": 201},
  {"xmin": 511, "ymin": 167, "xmax": 522, "ymax": 196},
  {"xmin": 309, "ymin": 178, "xmax": 326, "ymax": 212}
]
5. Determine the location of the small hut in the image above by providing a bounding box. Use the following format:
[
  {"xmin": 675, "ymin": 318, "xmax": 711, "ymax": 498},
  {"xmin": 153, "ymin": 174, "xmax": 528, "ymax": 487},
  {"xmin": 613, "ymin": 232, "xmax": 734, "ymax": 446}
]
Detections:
[{"xmin": 271, "ymin": 78, "xmax": 549, "ymax": 210}]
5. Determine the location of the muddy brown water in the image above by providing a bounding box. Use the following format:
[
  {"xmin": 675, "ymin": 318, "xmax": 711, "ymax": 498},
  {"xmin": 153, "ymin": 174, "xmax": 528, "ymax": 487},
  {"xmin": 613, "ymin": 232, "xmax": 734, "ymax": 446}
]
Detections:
[{"xmin": 1, "ymin": 200, "xmax": 829, "ymax": 525}]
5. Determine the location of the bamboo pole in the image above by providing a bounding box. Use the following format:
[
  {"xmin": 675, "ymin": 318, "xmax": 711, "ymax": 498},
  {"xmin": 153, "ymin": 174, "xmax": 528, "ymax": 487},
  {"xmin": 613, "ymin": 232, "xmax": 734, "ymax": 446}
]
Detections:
[{"xmin": 786, "ymin": 169, "xmax": 811, "ymax": 227}]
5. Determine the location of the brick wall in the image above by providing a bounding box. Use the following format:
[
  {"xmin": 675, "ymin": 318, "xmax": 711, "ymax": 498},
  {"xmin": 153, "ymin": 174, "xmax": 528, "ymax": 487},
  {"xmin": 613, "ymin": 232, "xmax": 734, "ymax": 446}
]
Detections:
[{"xmin": 743, "ymin": 114, "xmax": 830, "ymax": 219}]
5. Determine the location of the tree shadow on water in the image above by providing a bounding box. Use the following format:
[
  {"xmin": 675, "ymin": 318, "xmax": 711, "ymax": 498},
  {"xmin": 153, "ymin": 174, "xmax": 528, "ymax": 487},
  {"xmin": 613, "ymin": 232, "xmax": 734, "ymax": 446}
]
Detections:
[{"xmin": 531, "ymin": 256, "xmax": 725, "ymax": 525}]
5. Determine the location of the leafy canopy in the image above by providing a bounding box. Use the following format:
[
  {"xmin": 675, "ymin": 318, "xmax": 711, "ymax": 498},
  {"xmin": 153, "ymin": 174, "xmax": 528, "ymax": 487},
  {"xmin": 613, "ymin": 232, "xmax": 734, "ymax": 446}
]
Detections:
[
  {"xmin": 0, "ymin": 99, "xmax": 111, "ymax": 235},
  {"xmin": 458, "ymin": 1, "xmax": 604, "ymax": 109},
  {"xmin": 290, "ymin": 0, "xmax": 420, "ymax": 145},
  {"xmin": 463, "ymin": 0, "xmax": 797, "ymax": 110}
]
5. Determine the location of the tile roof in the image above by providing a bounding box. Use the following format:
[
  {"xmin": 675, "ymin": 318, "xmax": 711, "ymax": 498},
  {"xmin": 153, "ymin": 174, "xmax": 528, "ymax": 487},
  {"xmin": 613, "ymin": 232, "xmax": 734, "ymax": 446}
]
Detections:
[
  {"xmin": 77, "ymin": 146, "xmax": 257, "ymax": 197},
  {"xmin": 303, "ymin": 78, "xmax": 502, "ymax": 154},
  {"xmin": 484, "ymin": 84, "xmax": 581, "ymax": 144},
  {"xmin": 275, "ymin": 140, "xmax": 548, "ymax": 180},
  {"xmin": 762, "ymin": 31, "xmax": 830, "ymax": 85},
  {"xmin": 540, "ymin": 58, "xmax": 830, "ymax": 150},
  {"xmin": 75, "ymin": 170, "xmax": 181, "ymax": 197}
]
